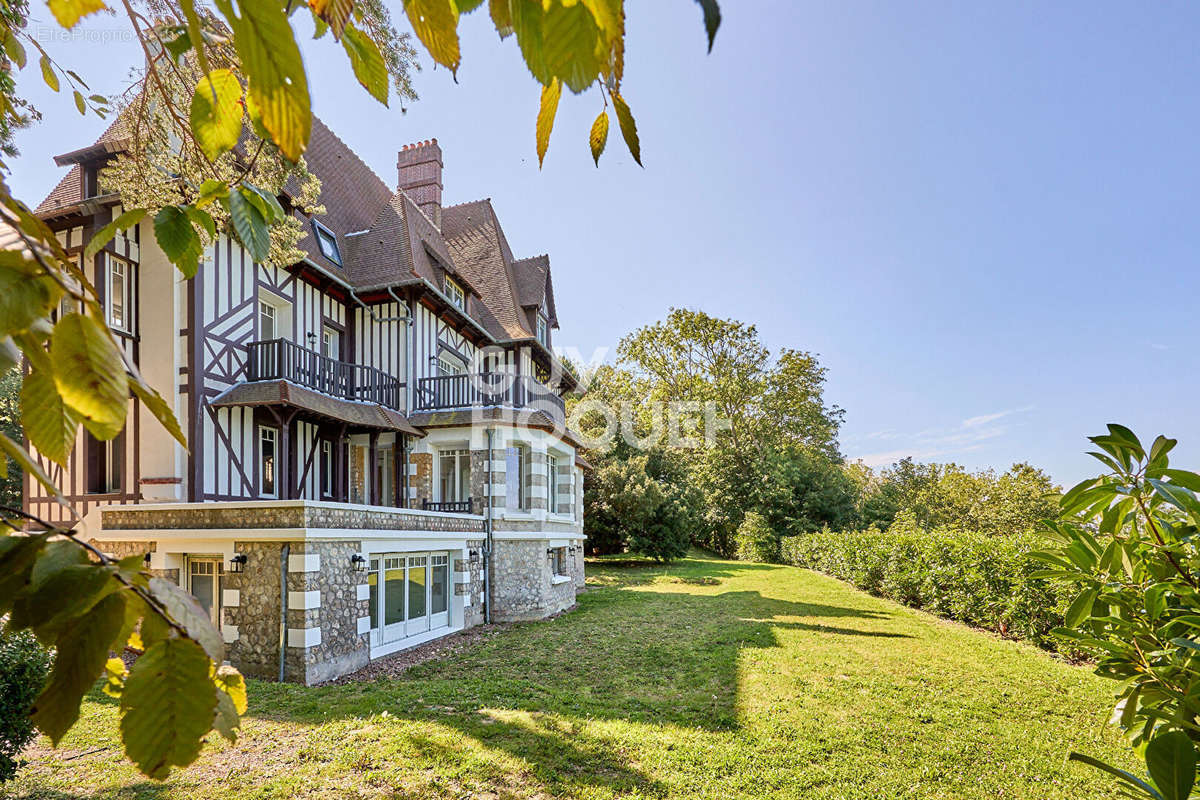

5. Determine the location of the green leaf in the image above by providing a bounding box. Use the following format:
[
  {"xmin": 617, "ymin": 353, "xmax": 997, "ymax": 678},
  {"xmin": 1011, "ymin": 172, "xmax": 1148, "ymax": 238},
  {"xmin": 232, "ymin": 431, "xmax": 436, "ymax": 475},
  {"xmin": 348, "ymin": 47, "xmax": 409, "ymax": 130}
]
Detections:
[
  {"xmin": 225, "ymin": 188, "xmax": 270, "ymax": 264},
  {"xmin": 39, "ymin": 55, "xmax": 59, "ymax": 92},
  {"xmin": 184, "ymin": 205, "xmax": 217, "ymax": 240},
  {"xmin": 1163, "ymin": 469, "xmax": 1200, "ymax": 494},
  {"xmin": 1148, "ymin": 478, "xmax": 1199, "ymax": 514},
  {"xmin": 241, "ymin": 184, "xmax": 285, "ymax": 223},
  {"xmin": 1068, "ymin": 752, "xmax": 1162, "ymax": 798},
  {"xmin": 0, "ymin": 532, "xmax": 51, "ymax": 614},
  {"xmin": 47, "ymin": 0, "xmax": 107, "ymax": 28},
  {"xmin": 21, "ymin": 368, "xmax": 80, "ymax": 466},
  {"xmin": 154, "ymin": 206, "xmax": 203, "ymax": 278},
  {"xmin": 189, "ymin": 69, "xmax": 244, "ymax": 161},
  {"xmin": 402, "ymin": 0, "xmax": 461, "ymax": 73},
  {"xmin": 1149, "ymin": 435, "xmax": 1177, "ymax": 464},
  {"xmin": 693, "ymin": 0, "xmax": 721, "ymax": 52},
  {"xmin": 611, "ymin": 91, "xmax": 641, "ymax": 166},
  {"xmin": 589, "ymin": 109, "xmax": 608, "ymax": 166},
  {"xmin": 196, "ymin": 179, "xmax": 230, "ymax": 209},
  {"xmin": 148, "ymin": 577, "xmax": 224, "ymax": 664},
  {"xmin": 119, "ymin": 638, "xmax": 217, "ymax": 779},
  {"xmin": 540, "ymin": 1, "xmax": 601, "ymax": 93},
  {"xmin": 85, "ymin": 208, "xmax": 147, "ymax": 260},
  {"xmin": 536, "ymin": 78, "xmax": 561, "ymax": 168},
  {"xmin": 4, "ymin": 32, "xmax": 27, "ymax": 69},
  {"xmin": 218, "ymin": 0, "xmax": 311, "ymax": 161},
  {"xmin": 342, "ymin": 24, "xmax": 389, "ymax": 105},
  {"xmin": 1171, "ymin": 637, "xmax": 1200, "ymax": 653},
  {"xmin": 489, "ymin": 0, "xmax": 513, "ymax": 37},
  {"xmin": 31, "ymin": 592, "xmax": 126, "ymax": 744},
  {"xmin": 1064, "ymin": 586, "xmax": 1098, "ymax": 628},
  {"xmin": 72, "ymin": 90, "xmax": 86, "ymax": 115},
  {"xmin": 0, "ymin": 252, "xmax": 59, "ymax": 337},
  {"xmin": 50, "ymin": 312, "xmax": 128, "ymax": 433},
  {"xmin": 1145, "ymin": 731, "xmax": 1196, "ymax": 800}
]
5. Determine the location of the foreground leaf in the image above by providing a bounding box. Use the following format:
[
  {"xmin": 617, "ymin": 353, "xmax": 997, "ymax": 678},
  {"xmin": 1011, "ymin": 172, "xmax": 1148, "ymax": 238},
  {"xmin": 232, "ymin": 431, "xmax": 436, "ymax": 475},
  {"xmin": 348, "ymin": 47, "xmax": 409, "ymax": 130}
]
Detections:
[
  {"xmin": 342, "ymin": 24, "xmax": 389, "ymax": 105},
  {"xmin": 50, "ymin": 313, "xmax": 128, "ymax": 433},
  {"xmin": 130, "ymin": 378, "xmax": 187, "ymax": 450},
  {"xmin": 611, "ymin": 91, "xmax": 641, "ymax": 166},
  {"xmin": 225, "ymin": 188, "xmax": 270, "ymax": 264},
  {"xmin": 1145, "ymin": 731, "xmax": 1195, "ymax": 800},
  {"xmin": 402, "ymin": 0, "xmax": 461, "ymax": 73},
  {"xmin": 120, "ymin": 638, "xmax": 217, "ymax": 779},
  {"xmin": 47, "ymin": 0, "xmax": 107, "ymax": 28},
  {"xmin": 85, "ymin": 208, "xmax": 147, "ymax": 260},
  {"xmin": 148, "ymin": 577, "xmax": 224, "ymax": 663},
  {"xmin": 693, "ymin": 0, "xmax": 721, "ymax": 52},
  {"xmin": 189, "ymin": 69, "xmax": 244, "ymax": 161},
  {"xmin": 589, "ymin": 110, "xmax": 608, "ymax": 166},
  {"xmin": 536, "ymin": 78, "xmax": 561, "ymax": 168},
  {"xmin": 153, "ymin": 207, "xmax": 203, "ymax": 278},
  {"xmin": 21, "ymin": 368, "xmax": 80, "ymax": 466},
  {"xmin": 31, "ymin": 592, "xmax": 126, "ymax": 744}
]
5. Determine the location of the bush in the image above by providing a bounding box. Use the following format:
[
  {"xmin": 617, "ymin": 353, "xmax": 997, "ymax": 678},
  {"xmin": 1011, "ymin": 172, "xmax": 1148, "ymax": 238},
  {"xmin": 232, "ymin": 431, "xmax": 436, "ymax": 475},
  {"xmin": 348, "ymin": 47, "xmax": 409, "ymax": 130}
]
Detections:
[
  {"xmin": 735, "ymin": 512, "xmax": 778, "ymax": 563},
  {"xmin": 779, "ymin": 525, "xmax": 1073, "ymax": 651},
  {"xmin": 0, "ymin": 627, "xmax": 53, "ymax": 782}
]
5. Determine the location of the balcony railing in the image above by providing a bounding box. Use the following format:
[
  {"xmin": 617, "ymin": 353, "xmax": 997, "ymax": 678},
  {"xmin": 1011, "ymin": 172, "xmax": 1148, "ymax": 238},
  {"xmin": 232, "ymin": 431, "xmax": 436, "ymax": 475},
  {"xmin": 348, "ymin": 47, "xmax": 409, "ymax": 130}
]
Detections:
[
  {"xmin": 422, "ymin": 499, "xmax": 474, "ymax": 513},
  {"xmin": 246, "ymin": 338, "xmax": 405, "ymax": 411},
  {"xmin": 414, "ymin": 373, "xmax": 566, "ymax": 421}
]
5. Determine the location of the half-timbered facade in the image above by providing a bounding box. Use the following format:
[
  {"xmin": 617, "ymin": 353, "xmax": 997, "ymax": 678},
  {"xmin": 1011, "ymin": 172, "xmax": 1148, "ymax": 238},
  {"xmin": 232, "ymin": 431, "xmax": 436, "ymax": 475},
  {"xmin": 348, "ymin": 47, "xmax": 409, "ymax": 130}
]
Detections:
[{"xmin": 25, "ymin": 122, "xmax": 587, "ymax": 684}]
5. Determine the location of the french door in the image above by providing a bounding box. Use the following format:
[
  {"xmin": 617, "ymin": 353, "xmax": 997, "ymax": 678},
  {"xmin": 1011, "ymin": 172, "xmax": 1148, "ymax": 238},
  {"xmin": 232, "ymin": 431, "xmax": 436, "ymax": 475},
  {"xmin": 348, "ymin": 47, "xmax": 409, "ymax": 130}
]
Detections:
[{"xmin": 375, "ymin": 552, "xmax": 450, "ymax": 644}]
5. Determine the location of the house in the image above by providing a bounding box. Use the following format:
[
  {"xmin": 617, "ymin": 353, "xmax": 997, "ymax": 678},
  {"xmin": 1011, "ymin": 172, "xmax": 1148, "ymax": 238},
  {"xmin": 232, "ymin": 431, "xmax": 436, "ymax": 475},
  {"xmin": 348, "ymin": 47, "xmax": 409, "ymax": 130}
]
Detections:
[{"xmin": 25, "ymin": 120, "xmax": 588, "ymax": 684}]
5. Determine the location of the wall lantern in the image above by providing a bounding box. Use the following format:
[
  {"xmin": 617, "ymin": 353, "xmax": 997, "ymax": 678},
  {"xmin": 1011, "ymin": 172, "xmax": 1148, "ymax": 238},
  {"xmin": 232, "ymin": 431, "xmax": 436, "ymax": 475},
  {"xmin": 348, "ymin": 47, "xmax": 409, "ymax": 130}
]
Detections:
[
  {"xmin": 143, "ymin": 552, "xmax": 152, "ymax": 568},
  {"xmin": 229, "ymin": 553, "xmax": 248, "ymax": 574},
  {"xmin": 350, "ymin": 553, "xmax": 368, "ymax": 572}
]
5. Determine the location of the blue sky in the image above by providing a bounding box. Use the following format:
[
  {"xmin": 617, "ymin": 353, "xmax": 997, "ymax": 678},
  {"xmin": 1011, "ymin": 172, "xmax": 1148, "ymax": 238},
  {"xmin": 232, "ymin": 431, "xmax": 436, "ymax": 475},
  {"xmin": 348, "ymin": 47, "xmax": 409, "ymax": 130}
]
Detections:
[{"xmin": 9, "ymin": 1, "xmax": 1200, "ymax": 485}]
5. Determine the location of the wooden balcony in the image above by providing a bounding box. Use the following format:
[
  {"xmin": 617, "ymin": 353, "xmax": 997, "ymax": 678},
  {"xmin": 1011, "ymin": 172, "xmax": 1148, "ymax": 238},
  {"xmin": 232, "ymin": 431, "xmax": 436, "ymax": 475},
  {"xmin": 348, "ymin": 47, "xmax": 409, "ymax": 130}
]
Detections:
[
  {"xmin": 246, "ymin": 338, "xmax": 405, "ymax": 411},
  {"xmin": 413, "ymin": 373, "xmax": 566, "ymax": 421}
]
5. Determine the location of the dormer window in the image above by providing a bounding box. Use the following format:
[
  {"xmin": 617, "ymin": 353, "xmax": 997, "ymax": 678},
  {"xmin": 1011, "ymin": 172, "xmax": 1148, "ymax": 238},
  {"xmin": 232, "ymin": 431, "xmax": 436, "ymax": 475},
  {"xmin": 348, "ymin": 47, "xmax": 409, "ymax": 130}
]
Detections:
[
  {"xmin": 536, "ymin": 312, "xmax": 548, "ymax": 347},
  {"xmin": 312, "ymin": 219, "xmax": 341, "ymax": 266},
  {"xmin": 445, "ymin": 277, "xmax": 465, "ymax": 310}
]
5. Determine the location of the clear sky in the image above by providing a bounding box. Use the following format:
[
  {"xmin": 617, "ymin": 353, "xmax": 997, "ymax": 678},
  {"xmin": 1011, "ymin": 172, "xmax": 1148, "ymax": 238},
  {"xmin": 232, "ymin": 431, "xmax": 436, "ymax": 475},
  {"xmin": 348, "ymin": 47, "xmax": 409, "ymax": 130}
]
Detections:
[{"xmin": 10, "ymin": 1, "xmax": 1200, "ymax": 485}]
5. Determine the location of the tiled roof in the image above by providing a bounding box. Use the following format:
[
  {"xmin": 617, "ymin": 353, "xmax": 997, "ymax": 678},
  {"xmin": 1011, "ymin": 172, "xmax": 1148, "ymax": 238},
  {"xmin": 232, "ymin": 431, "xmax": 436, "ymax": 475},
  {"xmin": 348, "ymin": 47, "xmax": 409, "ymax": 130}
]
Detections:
[
  {"xmin": 441, "ymin": 199, "xmax": 533, "ymax": 341},
  {"xmin": 511, "ymin": 254, "xmax": 557, "ymax": 328},
  {"xmin": 33, "ymin": 165, "xmax": 83, "ymax": 215}
]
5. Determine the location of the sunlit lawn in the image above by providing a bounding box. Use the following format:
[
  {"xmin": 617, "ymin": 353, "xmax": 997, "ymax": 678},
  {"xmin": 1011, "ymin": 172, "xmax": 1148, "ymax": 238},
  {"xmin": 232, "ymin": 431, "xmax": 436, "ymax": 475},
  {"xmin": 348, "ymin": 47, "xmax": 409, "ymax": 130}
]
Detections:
[{"xmin": 9, "ymin": 552, "xmax": 1136, "ymax": 799}]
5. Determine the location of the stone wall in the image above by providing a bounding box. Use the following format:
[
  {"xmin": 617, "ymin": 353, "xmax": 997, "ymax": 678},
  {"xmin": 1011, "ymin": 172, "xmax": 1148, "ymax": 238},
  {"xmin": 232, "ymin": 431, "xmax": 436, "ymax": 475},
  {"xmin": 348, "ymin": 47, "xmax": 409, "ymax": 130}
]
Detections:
[
  {"xmin": 102, "ymin": 502, "xmax": 483, "ymax": 533},
  {"xmin": 460, "ymin": 538, "xmax": 485, "ymax": 628},
  {"xmin": 410, "ymin": 452, "xmax": 432, "ymax": 509},
  {"xmin": 88, "ymin": 539, "xmax": 178, "ymax": 583},
  {"xmin": 223, "ymin": 541, "xmax": 284, "ymax": 681},
  {"xmin": 287, "ymin": 540, "xmax": 370, "ymax": 685}
]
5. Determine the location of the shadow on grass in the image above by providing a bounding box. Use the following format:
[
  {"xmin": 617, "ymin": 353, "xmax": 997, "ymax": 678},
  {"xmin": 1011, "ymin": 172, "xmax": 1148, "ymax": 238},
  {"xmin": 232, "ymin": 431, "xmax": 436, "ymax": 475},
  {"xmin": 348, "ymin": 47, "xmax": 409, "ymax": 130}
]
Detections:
[{"xmin": 236, "ymin": 557, "xmax": 908, "ymax": 797}]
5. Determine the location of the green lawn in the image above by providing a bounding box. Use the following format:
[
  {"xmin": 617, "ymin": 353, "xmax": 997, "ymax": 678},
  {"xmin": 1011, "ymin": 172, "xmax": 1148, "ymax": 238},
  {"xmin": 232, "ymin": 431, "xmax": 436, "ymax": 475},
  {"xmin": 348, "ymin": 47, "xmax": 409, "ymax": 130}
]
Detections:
[{"xmin": 10, "ymin": 554, "xmax": 1138, "ymax": 799}]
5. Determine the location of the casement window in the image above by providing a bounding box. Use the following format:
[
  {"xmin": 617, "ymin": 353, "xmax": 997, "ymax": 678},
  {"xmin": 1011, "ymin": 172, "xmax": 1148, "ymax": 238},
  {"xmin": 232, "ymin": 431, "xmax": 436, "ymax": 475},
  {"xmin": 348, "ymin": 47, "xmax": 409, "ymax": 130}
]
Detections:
[
  {"xmin": 375, "ymin": 444, "xmax": 395, "ymax": 506},
  {"xmin": 107, "ymin": 256, "xmax": 133, "ymax": 333},
  {"xmin": 505, "ymin": 443, "xmax": 530, "ymax": 511},
  {"xmin": 321, "ymin": 325, "xmax": 340, "ymax": 359},
  {"xmin": 437, "ymin": 351, "xmax": 466, "ymax": 377},
  {"xmin": 259, "ymin": 300, "xmax": 277, "ymax": 341},
  {"xmin": 436, "ymin": 448, "xmax": 471, "ymax": 504},
  {"xmin": 85, "ymin": 431, "xmax": 123, "ymax": 494},
  {"xmin": 445, "ymin": 277, "xmax": 465, "ymax": 310},
  {"xmin": 549, "ymin": 547, "xmax": 568, "ymax": 577},
  {"xmin": 259, "ymin": 426, "xmax": 278, "ymax": 498},
  {"xmin": 321, "ymin": 440, "xmax": 333, "ymax": 498},
  {"xmin": 536, "ymin": 312, "xmax": 548, "ymax": 347},
  {"xmin": 313, "ymin": 219, "xmax": 341, "ymax": 265}
]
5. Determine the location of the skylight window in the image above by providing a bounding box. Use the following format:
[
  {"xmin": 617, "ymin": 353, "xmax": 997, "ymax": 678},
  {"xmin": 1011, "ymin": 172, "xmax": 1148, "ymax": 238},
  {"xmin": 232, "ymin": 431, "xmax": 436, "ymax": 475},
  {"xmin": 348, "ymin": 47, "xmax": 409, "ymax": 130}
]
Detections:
[{"xmin": 312, "ymin": 220, "xmax": 341, "ymax": 265}]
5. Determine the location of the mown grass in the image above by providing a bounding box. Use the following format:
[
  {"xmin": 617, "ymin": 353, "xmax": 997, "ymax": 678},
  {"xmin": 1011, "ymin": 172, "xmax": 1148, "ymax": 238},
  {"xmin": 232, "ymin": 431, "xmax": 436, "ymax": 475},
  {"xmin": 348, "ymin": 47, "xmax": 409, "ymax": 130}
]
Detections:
[{"xmin": 9, "ymin": 553, "xmax": 1137, "ymax": 799}]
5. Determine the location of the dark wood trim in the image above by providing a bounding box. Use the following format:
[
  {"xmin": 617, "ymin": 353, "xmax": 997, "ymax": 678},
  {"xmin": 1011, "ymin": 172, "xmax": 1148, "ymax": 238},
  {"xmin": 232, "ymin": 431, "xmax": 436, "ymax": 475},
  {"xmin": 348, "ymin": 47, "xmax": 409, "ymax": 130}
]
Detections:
[{"xmin": 186, "ymin": 250, "xmax": 203, "ymax": 501}]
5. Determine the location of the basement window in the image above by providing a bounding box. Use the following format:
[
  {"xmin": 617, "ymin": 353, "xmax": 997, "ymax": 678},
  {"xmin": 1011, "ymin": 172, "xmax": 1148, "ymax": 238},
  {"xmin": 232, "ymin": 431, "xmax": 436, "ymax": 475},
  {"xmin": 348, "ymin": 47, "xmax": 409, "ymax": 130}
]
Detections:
[{"xmin": 312, "ymin": 220, "xmax": 341, "ymax": 266}]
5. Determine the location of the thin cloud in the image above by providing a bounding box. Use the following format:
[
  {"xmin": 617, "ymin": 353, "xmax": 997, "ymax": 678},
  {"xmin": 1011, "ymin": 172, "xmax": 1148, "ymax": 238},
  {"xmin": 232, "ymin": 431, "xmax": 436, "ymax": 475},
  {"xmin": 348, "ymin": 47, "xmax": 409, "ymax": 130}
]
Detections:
[{"xmin": 851, "ymin": 405, "xmax": 1034, "ymax": 468}]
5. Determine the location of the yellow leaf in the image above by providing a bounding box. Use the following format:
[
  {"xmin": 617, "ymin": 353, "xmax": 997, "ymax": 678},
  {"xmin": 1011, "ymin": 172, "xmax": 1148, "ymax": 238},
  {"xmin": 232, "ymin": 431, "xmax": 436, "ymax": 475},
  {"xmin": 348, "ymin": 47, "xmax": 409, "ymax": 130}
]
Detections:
[
  {"xmin": 588, "ymin": 109, "xmax": 608, "ymax": 166},
  {"xmin": 310, "ymin": 0, "xmax": 354, "ymax": 40},
  {"xmin": 536, "ymin": 78, "xmax": 561, "ymax": 168},
  {"xmin": 402, "ymin": 0, "xmax": 461, "ymax": 73},
  {"xmin": 189, "ymin": 69, "xmax": 244, "ymax": 161},
  {"xmin": 611, "ymin": 90, "xmax": 640, "ymax": 166},
  {"xmin": 50, "ymin": 313, "xmax": 128, "ymax": 434},
  {"xmin": 341, "ymin": 24, "xmax": 389, "ymax": 105},
  {"xmin": 47, "ymin": 0, "xmax": 107, "ymax": 29}
]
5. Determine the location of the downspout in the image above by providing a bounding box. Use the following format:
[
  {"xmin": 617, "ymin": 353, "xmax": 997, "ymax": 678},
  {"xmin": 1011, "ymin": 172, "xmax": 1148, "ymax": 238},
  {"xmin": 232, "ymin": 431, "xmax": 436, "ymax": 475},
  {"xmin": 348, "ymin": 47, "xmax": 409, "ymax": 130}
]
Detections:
[
  {"xmin": 484, "ymin": 426, "xmax": 494, "ymax": 624},
  {"xmin": 278, "ymin": 543, "xmax": 289, "ymax": 682}
]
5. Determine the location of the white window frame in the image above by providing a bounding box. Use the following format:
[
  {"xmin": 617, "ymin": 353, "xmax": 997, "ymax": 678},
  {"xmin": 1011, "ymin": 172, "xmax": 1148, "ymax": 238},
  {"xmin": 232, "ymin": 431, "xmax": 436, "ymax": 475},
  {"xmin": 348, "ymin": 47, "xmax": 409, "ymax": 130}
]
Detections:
[
  {"xmin": 321, "ymin": 324, "xmax": 341, "ymax": 359},
  {"xmin": 536, "ymin": 311, "xmax": 548, "ymax": 347},
  {"xmin": 258, "ymin": 290, "xmax": 292, "ymax": 342},
  {"xmin": 259, "ymin": 426, "xmax": 279, "ymax": 498},
  {"xmin": 107, "ymin": 255, "xmax": 133, "ymax": 333},
  {"xmin": 313, "ymin": 219, "xmax": 341, "ymax": 265},
  {"xmin": 437, "ymin": 350, "xmax": 466, "ymax": 377},
  {"xmin": 435, "ymin": 447, "xmax": 471, "ymax": 504},
  {"xmin": 445, "ymin": 278, "xmax": 465, "ymax": 310},
  {"xmin": 505, "ymin": 443, "xmax": 530, "ymax": 511}
]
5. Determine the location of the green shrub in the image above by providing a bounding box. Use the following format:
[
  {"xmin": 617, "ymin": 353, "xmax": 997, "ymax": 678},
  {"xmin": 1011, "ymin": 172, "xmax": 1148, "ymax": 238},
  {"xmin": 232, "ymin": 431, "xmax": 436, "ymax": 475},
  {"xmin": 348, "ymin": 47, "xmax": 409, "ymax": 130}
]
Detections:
[
  {"xmin": 779, "ymin": 525, "xmax": 1073, "ymax": 651},
  {"xmin": 0, "ymin": 627, "xmax": 53, "ymax": 782},
  {"xmin": 735, "ymin": 512, "xmax": 778, "ymax": 563}
]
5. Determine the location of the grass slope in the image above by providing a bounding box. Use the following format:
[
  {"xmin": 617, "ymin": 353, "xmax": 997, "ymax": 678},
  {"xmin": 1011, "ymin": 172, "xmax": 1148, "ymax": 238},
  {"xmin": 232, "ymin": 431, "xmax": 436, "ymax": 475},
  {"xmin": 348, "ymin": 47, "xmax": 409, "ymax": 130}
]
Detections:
[{"xmin": 10, "ymin": 554, "xmax": 1137, "ymax": 799}]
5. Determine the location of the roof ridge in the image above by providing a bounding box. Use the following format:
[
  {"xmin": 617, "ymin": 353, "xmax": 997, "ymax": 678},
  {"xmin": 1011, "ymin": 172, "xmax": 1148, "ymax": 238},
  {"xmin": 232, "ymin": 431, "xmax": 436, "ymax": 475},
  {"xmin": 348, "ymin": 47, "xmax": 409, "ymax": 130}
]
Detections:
[
  {"xmin": 312, "ymin": 116, "xmax": 391, "ymax": 197},
  {"xmin": 442, "ymin": 197, "xmax": 491, "ymax": 211}
]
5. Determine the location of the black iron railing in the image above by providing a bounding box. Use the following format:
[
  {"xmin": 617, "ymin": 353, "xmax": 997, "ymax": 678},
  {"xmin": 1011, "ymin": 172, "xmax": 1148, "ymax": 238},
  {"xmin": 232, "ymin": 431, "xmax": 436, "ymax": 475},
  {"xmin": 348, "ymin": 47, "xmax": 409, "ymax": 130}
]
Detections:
[
  {"xmin": 413, "ymin": 373, "xmax": 565, "ymax": 421},
  {"xmin": 246, "ymin": 338, "xmax": 405, "ymax": 411},
  {"xmin": 422, "ymin": 499, "xmax": 474, "ymax": 513}
]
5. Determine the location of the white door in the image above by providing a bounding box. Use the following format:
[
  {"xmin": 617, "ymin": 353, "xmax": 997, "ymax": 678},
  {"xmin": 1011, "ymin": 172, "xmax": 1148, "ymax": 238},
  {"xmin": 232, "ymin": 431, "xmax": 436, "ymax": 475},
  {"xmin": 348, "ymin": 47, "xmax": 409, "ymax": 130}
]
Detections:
[
  {"xmin": 405, "ymin": 555, "xmax": 429, "ymax": 635},
  {"xmin": 188, "ymin": 557, "xmax": 224, "ymax": 628}
]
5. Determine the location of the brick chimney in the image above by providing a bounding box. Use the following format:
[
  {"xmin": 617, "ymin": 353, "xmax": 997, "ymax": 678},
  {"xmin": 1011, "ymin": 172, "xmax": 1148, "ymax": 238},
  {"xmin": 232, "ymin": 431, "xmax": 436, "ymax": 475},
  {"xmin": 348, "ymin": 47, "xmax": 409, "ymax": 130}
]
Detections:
[{"xmin": 397, "ymin": 139, "xmax": 443, "ymax": 228}]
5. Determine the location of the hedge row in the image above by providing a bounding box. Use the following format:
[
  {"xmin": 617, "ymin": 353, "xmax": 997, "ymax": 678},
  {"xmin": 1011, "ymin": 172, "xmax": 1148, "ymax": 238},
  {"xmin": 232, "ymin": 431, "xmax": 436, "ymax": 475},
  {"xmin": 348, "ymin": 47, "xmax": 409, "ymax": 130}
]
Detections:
[{"xmin": 778, "ymin": 525, "xmax": 1075, "ymax": 652}]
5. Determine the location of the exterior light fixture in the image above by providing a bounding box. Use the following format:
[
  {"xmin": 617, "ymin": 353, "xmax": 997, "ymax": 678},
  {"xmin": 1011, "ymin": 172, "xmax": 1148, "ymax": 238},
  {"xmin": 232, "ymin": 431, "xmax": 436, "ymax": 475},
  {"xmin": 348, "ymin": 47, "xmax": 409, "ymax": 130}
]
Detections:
[
  {"xmin": 229, "ymin": 553, "xmax": 248, "ymax": 574},
  {"xmin": 143, "ymin": 552, "xmax": 152, "ymax": 568},
  {"xmin": 307, "ymin": 332, "xmax": 318, "ymax": 347},
  {"xmin": 350, "ymin": 553, "xmax": 368, "ymax": 572}
]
